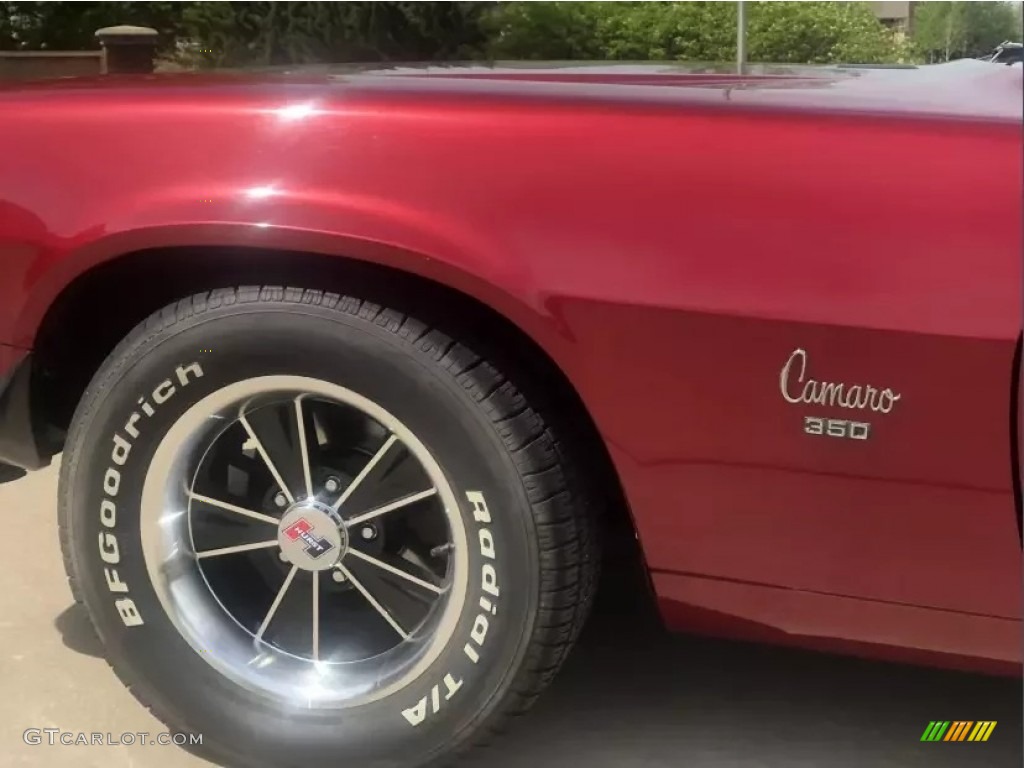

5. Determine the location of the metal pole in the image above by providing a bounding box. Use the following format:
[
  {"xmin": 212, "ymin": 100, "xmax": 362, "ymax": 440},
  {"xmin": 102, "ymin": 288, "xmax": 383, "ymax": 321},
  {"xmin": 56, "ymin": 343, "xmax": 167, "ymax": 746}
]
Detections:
[{"xmin": 737, "ymin": 1, "xmax": 748, "ymax": 75}]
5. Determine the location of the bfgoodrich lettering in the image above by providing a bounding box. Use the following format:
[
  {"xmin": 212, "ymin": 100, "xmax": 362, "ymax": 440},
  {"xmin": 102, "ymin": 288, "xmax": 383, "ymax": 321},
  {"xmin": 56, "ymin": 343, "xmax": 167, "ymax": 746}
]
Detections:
[{"xmin": 98, "ymin": 362, "xmax": 204, "ymax": 627}]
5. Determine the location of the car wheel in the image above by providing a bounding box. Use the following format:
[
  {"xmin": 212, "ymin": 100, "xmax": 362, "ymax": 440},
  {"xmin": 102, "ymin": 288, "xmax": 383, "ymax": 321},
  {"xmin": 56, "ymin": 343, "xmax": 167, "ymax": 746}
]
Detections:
[{"xmin": 58, "ymin": 286, "xmax": 598, "ymax": 768}]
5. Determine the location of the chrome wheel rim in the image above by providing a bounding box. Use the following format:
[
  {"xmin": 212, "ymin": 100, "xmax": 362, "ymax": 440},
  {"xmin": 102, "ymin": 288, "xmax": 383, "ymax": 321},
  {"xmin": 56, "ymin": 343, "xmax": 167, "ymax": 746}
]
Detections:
[{"xmin": 140, "ymin": 376, "xmax": 469, "ymax": 708}]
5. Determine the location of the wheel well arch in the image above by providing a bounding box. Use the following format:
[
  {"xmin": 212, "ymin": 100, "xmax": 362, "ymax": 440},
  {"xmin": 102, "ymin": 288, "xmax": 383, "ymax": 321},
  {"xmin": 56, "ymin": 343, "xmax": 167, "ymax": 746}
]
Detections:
[{"xmin": 32, "ymin": 245, "xmax": 639, "ymax": 551}]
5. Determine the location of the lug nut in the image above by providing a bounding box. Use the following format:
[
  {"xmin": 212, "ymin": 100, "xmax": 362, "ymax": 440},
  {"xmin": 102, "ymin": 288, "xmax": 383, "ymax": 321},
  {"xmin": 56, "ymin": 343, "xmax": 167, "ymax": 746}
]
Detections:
[
  {"xmin": 360, "ymin": 526, "xmax": 377, "ymax": 541},
  {"xmin": 273, "ymin": 492, "xmax": 287, "ymax": 508},
  {"xmin": 332, "ymin": 569, "xmax": 346, "ymax": 583},
  {"xmin": 324, "ymin": 476, "xmax": 341, "ymax": 493}
]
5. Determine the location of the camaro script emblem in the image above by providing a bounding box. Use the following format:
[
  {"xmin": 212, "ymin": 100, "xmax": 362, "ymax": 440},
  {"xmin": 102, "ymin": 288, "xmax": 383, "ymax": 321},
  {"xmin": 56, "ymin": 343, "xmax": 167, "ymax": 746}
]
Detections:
[{"xmin": 780, "ymin": 349, "xmax": 901, "ymax": 414}]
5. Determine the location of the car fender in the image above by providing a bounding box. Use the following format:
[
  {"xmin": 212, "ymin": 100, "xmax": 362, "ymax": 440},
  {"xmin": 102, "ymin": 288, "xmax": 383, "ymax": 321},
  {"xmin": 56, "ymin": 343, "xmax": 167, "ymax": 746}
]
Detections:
[{"xmin": 10, "ymin": 188, "xmax": 570, "ymax": 375}]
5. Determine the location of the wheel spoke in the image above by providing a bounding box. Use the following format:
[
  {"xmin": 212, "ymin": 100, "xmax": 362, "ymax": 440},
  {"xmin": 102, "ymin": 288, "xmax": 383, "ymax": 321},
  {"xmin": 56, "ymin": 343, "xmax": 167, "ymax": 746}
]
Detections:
[
  {"xmin": 295, "ymin": 396, "xmax": 314, "ymax": 500},
  {"xmin": 312, "ymin": 571, "xmax": 320, "ymax": 661},
  {"xmin": 188, "ymin": 492, "xmax": 280, "ymax": 525},
  {"xmin": 331, "ymin": 434, "xmax": 399, "ymax": 512},
  {"xmin": 240, "ymin": 410, "xmax": 295, "ymax": 505},
  {"xmin": 345, "ymin": 488, "xmax": 437, "ymax": 527},
  {"xmin": 196, "ymin": 539, "xmax": 279, "ymax": 559},
  {"xmin": 346, "ymin": 548, "xmax": 444, "ymax": 594},
  {"xmin": 336, "ymin": 562, "xmax": 410, "ymax": 640},
  {"xmin": 255, "ymin": 564, "xmax": 298, "ymax": 642}
]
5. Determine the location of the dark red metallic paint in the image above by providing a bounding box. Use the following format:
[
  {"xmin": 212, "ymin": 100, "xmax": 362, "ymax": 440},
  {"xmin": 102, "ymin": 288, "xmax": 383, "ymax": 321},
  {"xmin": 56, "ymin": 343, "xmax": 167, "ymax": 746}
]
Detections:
[{"xmin": 0, "ymin": 62, "xmax": 1020, "ymax": 673}]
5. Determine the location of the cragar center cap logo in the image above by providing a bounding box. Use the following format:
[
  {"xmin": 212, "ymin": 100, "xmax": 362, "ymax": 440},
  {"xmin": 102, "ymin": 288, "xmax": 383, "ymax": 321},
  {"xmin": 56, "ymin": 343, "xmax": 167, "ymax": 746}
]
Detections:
[{"xmin": 277, "ymin": 500, "xmax": 346, "ymax": 571}]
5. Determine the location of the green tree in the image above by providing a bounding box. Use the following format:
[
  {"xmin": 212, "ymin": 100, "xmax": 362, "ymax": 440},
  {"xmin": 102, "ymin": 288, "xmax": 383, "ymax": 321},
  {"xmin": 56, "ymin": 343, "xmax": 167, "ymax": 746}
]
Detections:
[
  {"xmin": 0, "ymin": 0, "xmax": 911, "ymax": 66},
  {"xmin": 482, "ymin": 1, "xmax": 604, "ymax": 60},
  {"xmin": 487, "ymin": 2, "xmax": 900, "ymax": 64},
  {"xmin": 913, "ymin": 1, "xmax": 1021, "ymax": 61},
  {"xmin": 592, "ymin": 2, "xmax": 737, "ymax": 62},
  {"xmin": 0, "ymin": 1, "xmax": 490, "ymax": 61},
  {"xmin": 181, "ymin": 2, "xmax": 490, "ymax": 66},
  {"xmin": 0, "ymin": 1, "xmax": 187, "ymax": 50},
  {"xmin": 748, "ymin": 1, "xmax": 899, "ymax": 64}
]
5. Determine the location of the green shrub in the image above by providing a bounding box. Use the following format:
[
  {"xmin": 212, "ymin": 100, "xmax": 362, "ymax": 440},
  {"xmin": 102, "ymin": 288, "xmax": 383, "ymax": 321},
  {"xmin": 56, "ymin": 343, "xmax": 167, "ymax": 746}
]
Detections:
[{"xmin": 487, "ymin": 2, "xmax": 903, "ymax": 64}]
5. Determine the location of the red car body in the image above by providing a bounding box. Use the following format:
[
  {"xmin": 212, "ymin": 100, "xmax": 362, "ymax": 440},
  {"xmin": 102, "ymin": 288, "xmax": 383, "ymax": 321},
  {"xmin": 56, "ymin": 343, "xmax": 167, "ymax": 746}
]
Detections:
[{"xmin": 0, "ymin": 61, "xmax": 1020, "ymax": 674}]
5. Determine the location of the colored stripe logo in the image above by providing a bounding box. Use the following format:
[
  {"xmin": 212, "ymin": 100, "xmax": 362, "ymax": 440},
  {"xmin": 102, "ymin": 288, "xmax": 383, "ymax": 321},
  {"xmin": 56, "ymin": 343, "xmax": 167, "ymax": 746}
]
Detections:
[{"xmin": 921, "ymin": 721, "xmax": 997, "ymax": 742}]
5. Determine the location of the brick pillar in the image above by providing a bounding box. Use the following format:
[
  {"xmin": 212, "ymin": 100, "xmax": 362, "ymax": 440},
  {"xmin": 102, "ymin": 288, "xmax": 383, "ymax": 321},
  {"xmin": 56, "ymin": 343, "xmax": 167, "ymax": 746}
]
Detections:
[{"xmin": 95, "ymin": 25, "xmax": 159, "ymax": 74}]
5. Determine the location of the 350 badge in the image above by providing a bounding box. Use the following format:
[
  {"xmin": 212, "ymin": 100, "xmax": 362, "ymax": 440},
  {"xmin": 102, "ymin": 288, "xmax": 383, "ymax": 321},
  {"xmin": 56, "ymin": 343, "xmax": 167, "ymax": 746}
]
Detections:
[{"xmin": 803, "ymin": 416, "xmax": 870, "ymax": 440}]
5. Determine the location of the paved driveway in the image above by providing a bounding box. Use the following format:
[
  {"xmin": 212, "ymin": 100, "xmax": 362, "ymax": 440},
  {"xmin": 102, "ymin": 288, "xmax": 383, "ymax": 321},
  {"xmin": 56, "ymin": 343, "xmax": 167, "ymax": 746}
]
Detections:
[{"xmin": 1, "ymin": 462, "xmax": 1019, "ymax": 767}]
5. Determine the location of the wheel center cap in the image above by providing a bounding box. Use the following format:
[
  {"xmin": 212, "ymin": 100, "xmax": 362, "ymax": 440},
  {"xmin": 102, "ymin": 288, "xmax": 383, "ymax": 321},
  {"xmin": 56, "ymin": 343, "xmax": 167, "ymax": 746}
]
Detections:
[{"xmin": 277, "ymin": 500, "xmax": 347, "ymax": 572}]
